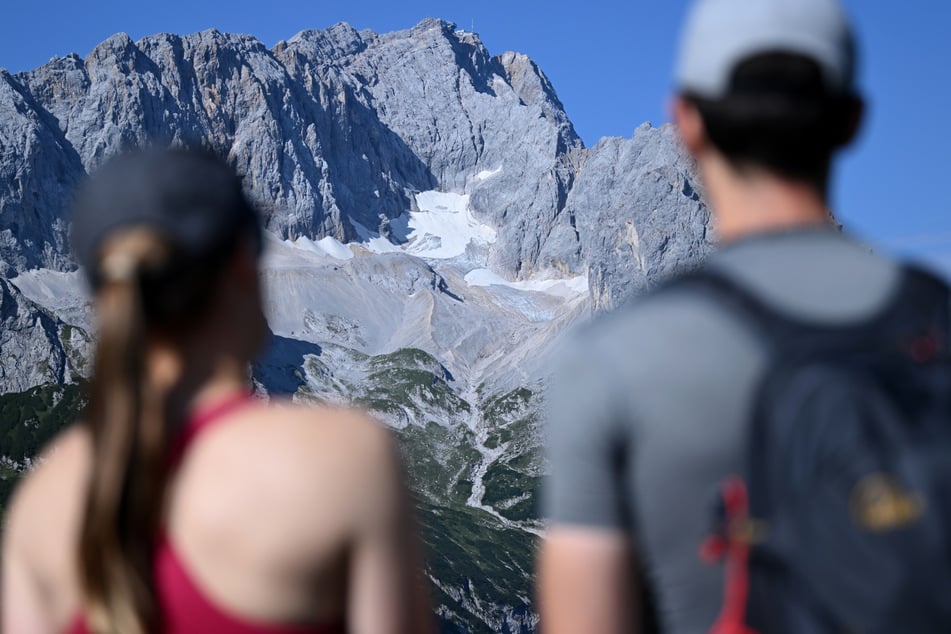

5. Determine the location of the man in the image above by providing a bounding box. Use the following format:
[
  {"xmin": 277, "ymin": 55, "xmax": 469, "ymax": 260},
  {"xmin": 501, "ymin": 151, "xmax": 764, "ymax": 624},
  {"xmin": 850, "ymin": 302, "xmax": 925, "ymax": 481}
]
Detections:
[{"xmin": 538, "ymin": 0, "xmax": 886, "ymax": 631}]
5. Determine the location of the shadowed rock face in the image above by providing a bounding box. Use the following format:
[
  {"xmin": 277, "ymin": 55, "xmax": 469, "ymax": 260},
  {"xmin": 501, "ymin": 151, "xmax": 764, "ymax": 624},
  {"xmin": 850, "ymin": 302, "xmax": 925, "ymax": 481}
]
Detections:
[
  {"xmin": 0, "ymin": 18, "xmax": 715, "ymax": 633},
  {"xmin": 0, "ymin": 277, "xmax": 87, "ymax": 393},
  {"xmin": 0, "ymin": 71, "xmax": 82, "ymax": 276}
]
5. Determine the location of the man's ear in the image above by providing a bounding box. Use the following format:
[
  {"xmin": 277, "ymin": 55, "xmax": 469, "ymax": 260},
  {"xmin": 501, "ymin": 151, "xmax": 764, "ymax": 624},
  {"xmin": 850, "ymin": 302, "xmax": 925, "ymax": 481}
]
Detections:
[
  {"xmin": 228, "ymin": 235, "xmax": 261, "ymax": 290},
  {"xmin": 671, "ymin": 96, "xmax": 706, "ymax": 157},
  {"xmin": 836, "ymin": 95, "xmax": 865, "ymax": 148}
]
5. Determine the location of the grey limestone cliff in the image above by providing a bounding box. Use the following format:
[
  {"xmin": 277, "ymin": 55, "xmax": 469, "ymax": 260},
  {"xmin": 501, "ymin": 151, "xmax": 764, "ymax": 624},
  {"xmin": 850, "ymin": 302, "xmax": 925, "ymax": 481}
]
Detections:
[
  {"xmin": 0, "ymin": 71, "xmax": 81, "ymax": 275},
  {"xmin": 2, "ymin": 18, "xmax": 709, "ymax": 298},
  {"xmin": 3, "ymin": 19, "xmax": 594, "ymax": 280},
  {"xmin": 569, "ymin": 122, "xmax": 713, "ymax": 311},
  {"xmin": 0, "ymin": 276, "xmax": 86, "ymax": 392}
]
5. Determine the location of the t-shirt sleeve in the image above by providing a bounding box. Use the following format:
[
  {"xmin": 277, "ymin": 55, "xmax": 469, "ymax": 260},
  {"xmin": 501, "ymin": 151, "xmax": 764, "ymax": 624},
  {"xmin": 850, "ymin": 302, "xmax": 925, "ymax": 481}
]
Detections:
[{"xmin": 542, "ymin": 334, "xmax": 631, "ymax": 530}]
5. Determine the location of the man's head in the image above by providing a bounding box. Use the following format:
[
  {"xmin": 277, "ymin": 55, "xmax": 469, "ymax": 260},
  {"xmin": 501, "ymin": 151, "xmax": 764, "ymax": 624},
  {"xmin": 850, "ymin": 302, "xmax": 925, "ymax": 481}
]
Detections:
[{"xmin": 673, "ymin": 0, "xmax": 863, "ymax": 193}]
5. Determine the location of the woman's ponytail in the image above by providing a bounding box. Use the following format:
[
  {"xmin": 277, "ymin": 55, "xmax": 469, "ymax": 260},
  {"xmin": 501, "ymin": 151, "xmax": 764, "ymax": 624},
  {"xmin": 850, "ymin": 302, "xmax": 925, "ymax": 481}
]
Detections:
[
  {"xmin": 70, "ymin": 148, "xmax": 263, "ymax": 633},
  {"xmin": 79, "ymin": 230, "xmax": 173, "ymax": 634}
]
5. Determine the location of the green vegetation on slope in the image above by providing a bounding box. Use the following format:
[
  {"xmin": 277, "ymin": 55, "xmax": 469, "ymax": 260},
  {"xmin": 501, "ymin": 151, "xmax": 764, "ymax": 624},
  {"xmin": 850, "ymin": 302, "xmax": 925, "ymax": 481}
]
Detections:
[
  {"xmin": 0, "ymin": 382, "xmax": 87, "ymax": 515},
  {"xmin": 480, "ymin": 387, "xmax": 543, "ymax": 525},
  {"xmin": 481, "ymin": 462, "xmax": 540, "ymax": 524},
  {"xmin": 398, "ymin": 421, "xmax": 480, "ymax": 507},
  {"xmin": 356, "ymin": 348, "xmax": 470, "ymax": 426},
  {"xmin": 418, "ymin": 498, "xmax": 538, "ymax": 634}
]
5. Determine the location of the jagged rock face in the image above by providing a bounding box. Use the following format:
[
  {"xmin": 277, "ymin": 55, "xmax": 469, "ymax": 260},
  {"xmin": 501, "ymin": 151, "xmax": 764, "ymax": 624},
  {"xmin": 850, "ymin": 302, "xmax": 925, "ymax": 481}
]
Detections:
[
  {"xmin": 568, "ymin": 123, "xmax": 714, "ymax": 311},
  {"xmin": 0, "ymin": 277, "xmax": 87, "ymax": 392},
  {"xmin": 275, "ymin": 20, "xmax": 584, "ymax": 278},
  {"xmin": 5, "ymin": 18, "xmax": 710, "ymax": 295},
  {"xmin": 18, "ymin": 29, "xmax": 384, "ymax": 242},
  {"xmin": 0, "ymin": 72, "xmax": 82, "ymax": 276},
  {"xmin": 5, "ymin": 18, "xmax": 604, "ymax": 282}
]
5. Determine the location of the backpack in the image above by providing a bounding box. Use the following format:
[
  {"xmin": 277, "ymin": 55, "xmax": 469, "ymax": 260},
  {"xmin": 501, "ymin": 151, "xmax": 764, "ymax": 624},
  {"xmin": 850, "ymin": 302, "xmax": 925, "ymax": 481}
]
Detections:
[{"xmin": 683, "ymin": 263, "xmax": 951, "ymax": 634}]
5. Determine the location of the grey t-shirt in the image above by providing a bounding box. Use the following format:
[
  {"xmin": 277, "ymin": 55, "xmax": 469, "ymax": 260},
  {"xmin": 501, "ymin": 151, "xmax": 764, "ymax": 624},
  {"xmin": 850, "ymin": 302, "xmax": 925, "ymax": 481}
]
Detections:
[{"xmin": 543, "ymin": 228, "xmax": 900, "ymax": 633}]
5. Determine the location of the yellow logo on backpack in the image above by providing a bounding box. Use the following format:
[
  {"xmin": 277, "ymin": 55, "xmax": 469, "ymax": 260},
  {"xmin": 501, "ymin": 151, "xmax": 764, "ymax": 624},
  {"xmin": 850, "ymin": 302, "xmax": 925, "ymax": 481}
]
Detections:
[{"xmin": 850, "ymin": 473, "xmax": 925, "ymax": 531}]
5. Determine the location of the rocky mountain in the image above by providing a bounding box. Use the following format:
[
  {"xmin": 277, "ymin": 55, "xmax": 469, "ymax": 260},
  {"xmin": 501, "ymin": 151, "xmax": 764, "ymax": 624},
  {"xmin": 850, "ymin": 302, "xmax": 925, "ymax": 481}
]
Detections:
[
  {"xmin": 0, "ymin": 274, "xmax": 88, "ymax": 392},
  {"xmin": 0, "ymin": 18, "xmax": 712, "ymax": 632}
]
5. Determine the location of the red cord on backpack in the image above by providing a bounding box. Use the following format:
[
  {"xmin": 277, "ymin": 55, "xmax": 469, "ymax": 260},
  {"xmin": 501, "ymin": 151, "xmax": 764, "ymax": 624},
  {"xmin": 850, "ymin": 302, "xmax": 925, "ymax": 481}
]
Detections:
[{"xmin": 701, "ymin": 476, "xmax": 760, "ymax": 634}]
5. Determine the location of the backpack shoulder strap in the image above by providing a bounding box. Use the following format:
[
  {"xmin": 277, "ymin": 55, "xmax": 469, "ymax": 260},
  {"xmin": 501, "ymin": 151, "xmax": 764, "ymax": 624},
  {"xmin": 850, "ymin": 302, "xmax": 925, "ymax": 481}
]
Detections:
[
  {"xmin": 660, "ymin": 266, "xmax": 802, "ymax": 346},
  {"xmin": 888, "ymin": 264, "xmax": 951, "ymax": 352},
  {"xmin": 664, "ymin": 263, "xmax": 951, "ymax": 355}
]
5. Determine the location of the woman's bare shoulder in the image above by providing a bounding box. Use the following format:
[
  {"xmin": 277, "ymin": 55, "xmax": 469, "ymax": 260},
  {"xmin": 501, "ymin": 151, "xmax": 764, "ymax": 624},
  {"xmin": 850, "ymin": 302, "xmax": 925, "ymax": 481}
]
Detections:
[
  {"xmin": 3, "ymin": 424, "xmax": 91, "ymax": 561},
  {"xmin": 261, "ymin": 400, "xmax": 392, "ymax": 449},
  {"xmin": 214, "ymin": 401, "xmax": 404, "ymax": 533},
  {"xmin": 218, "ymin": 399, "xmax": 398, "ymax": 484},
  {"xmin": 278, "ymin": 402, "xmax": 399, "ymax": 487}
]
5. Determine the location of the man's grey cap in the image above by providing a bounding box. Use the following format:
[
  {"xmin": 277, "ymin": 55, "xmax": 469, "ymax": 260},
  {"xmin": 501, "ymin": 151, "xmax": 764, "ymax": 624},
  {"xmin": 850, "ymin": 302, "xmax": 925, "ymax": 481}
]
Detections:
[{"xmin": 675, "ymin": 0, "xmax": 856, "ymax": 99}]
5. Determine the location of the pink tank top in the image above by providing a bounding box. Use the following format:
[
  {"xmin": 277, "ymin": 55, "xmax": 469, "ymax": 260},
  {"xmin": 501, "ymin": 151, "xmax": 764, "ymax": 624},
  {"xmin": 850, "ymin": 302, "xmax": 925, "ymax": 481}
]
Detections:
[{"xmin": 66, "ymin": 394, "xmax": 345, "ymax": 634}]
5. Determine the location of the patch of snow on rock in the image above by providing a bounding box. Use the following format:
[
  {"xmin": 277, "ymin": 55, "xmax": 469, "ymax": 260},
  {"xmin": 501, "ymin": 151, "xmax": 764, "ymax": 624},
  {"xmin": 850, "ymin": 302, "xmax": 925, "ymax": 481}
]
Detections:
[
  {"xmin": 393, "ymin": 191, "xmax": 497, "ymax": 259},
  {"xmin": 284, "ymin": 235, "xmax": 355, "ymax": 260},
  {"xmin": 464, "ymin": 268, "xmax": 588, "ymax": 299},
  {"xmin": 315, "ymin": 236, "xmax": 354, "ymax": 260},
  {"xmin": 473, "ymin": 166, "xmax": 502, "ymax": 182}
]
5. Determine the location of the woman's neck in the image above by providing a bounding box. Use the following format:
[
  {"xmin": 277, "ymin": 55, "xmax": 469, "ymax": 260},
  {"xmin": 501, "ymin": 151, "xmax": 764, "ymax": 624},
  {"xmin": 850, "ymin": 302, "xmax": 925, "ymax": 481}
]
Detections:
[{"xmin": 148, "ymin": 341, "xmax": 251, "ymax": 426}]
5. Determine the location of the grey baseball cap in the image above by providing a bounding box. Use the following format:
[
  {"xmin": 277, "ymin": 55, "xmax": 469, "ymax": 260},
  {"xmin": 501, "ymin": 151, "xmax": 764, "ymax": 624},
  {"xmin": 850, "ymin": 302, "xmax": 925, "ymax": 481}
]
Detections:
[
  {"xmin": 675, "ymin": 0, "xmax": 856, "ymax": 99},
  {"xmin": 71, "ymin": 148, "xmax": 262, "ymax": 288}
]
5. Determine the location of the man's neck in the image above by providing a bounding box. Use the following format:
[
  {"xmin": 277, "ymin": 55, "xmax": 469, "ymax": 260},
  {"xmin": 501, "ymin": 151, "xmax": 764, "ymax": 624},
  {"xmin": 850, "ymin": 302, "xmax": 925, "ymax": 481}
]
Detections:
[{"xmin": 702, "ymin": 153, "xmax": 834, "ymax": 244}]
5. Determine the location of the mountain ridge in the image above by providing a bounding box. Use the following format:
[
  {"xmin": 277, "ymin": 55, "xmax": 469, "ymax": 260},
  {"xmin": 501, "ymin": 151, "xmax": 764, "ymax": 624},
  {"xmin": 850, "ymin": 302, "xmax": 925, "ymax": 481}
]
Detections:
[{"xmin": 2, "ymin": 18, "xmax": 709, "ymax": 297}]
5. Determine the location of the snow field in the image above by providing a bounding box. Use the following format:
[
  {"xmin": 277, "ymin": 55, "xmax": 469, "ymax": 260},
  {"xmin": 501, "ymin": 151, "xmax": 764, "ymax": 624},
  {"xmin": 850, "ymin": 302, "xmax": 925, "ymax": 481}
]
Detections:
[{"xmin": 401, "ymin": 190, "xmax": 497, "ymax": 259}]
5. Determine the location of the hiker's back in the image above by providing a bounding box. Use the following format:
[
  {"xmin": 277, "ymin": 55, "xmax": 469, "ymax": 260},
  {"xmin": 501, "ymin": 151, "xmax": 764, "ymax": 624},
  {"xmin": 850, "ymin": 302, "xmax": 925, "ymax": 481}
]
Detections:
[
  {"xmin": 165, "ymin": 400, "xmax": 392, "ymax": 626},
  {"xmin": 545, "ymin": 228, "xmax": 901, "ymax": 632}
]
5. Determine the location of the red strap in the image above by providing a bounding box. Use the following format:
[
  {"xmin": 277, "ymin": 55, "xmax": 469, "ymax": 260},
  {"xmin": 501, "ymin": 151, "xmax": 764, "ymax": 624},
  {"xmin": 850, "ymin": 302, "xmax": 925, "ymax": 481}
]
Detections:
[
  {"xmin": 167, "ymin": 392, "xmax": 255, "ymax": 467},
  {"xmin": 155, "ymin": 535, "xmax": 344, "ymax": 634},
  {"xmin": 708, "ymin": 476, "xmax": 760, "ymax": 634}
]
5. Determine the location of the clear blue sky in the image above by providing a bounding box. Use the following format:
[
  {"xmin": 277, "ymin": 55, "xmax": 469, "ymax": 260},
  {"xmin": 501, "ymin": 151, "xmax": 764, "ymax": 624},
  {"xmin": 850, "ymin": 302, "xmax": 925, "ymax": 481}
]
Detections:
[{"xmin": 2, "ymin": 1, "xmax": 949, "ymax": 270}]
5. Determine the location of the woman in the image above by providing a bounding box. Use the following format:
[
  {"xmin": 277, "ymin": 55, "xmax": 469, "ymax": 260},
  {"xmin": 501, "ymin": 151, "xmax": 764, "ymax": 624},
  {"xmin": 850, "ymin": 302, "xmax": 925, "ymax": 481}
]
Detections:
[{"xmin": 2, "ymin": 149, "xmax": 433, "ymax": 634}]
